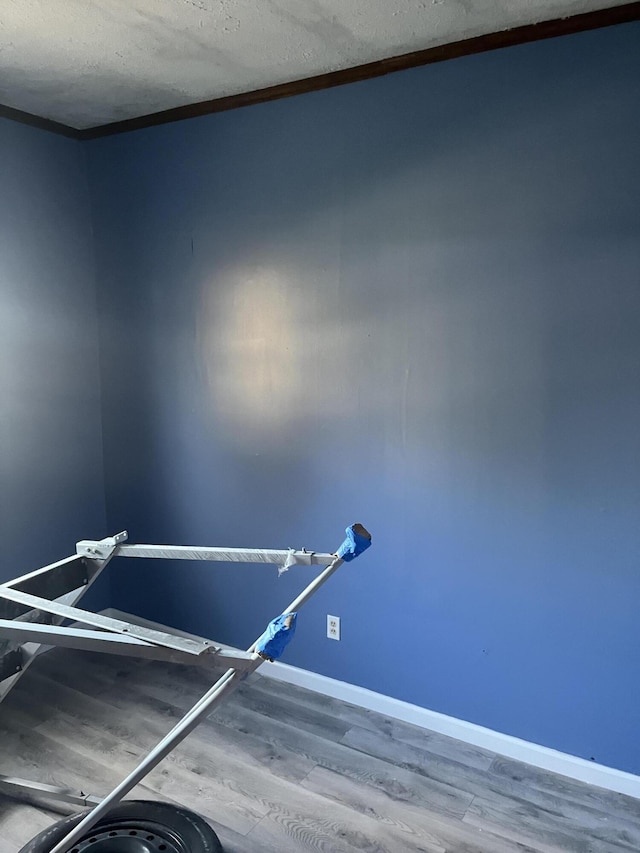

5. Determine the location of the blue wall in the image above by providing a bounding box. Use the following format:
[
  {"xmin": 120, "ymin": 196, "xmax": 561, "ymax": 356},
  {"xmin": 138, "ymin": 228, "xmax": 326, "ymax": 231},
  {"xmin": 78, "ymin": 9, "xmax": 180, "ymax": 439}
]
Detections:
[
  {"xmin": 87, "ymin": 23, "xmax": 640, "ymax": 774},
  {"xmin": 0, "ymin": 120, "xmax": 107, "ymax": 582}
]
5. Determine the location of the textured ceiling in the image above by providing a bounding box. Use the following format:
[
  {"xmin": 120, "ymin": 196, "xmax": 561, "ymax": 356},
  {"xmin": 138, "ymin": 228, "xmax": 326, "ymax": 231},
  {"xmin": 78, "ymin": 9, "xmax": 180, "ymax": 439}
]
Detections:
[{"xmin": 0, "ymin": 0, "xmax": 629, "ymax": 130}]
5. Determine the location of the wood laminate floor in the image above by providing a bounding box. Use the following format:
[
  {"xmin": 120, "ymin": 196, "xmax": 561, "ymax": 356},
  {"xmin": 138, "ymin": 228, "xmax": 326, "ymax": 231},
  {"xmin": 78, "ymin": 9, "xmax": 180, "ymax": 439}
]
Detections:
[{"xmin": 0, "ymin": 649, "xmax": 638, "ymax": 852}]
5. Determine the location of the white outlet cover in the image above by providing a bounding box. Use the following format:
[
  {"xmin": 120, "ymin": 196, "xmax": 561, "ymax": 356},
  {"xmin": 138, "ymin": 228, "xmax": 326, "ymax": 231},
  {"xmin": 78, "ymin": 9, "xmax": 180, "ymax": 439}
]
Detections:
[{"xmin": 327, "ymin": 615, "xmax": 340, "ymax": 641}]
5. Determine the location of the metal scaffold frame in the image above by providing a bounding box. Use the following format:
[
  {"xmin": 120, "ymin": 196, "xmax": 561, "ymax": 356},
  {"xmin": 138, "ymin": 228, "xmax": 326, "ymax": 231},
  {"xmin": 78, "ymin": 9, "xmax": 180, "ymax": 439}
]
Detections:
[{"xmin": 0, "ymin": 524, "xmax": 371, "ymax": 853}]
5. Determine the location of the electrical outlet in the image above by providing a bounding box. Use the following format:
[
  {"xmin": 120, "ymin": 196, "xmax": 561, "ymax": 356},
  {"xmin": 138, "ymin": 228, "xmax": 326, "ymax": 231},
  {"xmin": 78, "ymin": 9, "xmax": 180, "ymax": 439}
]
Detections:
[{"xmin": 327, "ymin": 614, "xmax": 340, "ymax": 641}]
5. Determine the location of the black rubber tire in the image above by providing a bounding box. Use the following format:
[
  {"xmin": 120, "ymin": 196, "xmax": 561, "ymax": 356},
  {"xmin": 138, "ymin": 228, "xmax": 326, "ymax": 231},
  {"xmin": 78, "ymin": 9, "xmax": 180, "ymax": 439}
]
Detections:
[{"xmin": 18, "ymin": 800, "xmax": 223, "ymax": 853}]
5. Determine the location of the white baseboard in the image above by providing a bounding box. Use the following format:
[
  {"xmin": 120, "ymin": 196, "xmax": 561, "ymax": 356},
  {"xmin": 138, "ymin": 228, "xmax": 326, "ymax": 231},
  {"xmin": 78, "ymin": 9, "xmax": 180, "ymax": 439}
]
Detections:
[{"xmin": 102, "ymin": 609, "xmax": 640, "ymax": 800}]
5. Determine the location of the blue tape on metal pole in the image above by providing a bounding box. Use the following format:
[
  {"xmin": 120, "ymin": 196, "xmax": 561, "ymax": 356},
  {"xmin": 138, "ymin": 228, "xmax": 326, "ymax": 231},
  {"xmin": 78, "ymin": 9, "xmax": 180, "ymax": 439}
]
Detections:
[
  {"xmin": 336, "ymin": 524, "xmax": 372, "ymax": 562},
  {"xmin": 255, "ymin": 612, "xmax": 297, "ymax": 661}
]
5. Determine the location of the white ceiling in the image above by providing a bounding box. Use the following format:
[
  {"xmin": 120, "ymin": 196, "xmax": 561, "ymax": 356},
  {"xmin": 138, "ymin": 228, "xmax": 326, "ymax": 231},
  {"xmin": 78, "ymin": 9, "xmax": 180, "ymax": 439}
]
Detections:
[{"xmin": 0, "ymin": 0, "xmax": 627, "ymax": 130}]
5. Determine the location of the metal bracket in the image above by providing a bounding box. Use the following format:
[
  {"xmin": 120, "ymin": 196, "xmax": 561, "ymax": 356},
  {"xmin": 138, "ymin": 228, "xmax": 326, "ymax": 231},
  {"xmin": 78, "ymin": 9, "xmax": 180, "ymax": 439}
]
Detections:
[{"xmin": 76, "ymin": 530, "xmax": 128, "ymax": 560}]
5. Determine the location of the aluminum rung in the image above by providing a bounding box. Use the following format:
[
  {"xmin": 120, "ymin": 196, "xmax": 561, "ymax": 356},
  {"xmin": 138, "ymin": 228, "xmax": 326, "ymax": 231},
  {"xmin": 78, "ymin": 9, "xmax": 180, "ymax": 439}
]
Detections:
[
  {"xmin": 0, "ymin": 775, "xmax": 101, "ymax": 807},
  {"xmin": 0, "ymin": 588, "xmax": 213, "ymax": 657},
  {"xmin": 2, "ymin": 555, "xmax": 88, "ymax": 601},
  {"xmin": 113, "ymin": 544, "xmax": 334, "ymax": 565}
]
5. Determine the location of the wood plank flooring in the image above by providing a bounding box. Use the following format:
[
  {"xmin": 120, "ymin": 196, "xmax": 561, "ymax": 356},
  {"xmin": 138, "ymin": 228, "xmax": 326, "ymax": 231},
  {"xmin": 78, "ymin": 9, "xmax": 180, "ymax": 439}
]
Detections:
[{"xmin": 0, "ymin": 648, "xmax": 638, "ymax": 852}]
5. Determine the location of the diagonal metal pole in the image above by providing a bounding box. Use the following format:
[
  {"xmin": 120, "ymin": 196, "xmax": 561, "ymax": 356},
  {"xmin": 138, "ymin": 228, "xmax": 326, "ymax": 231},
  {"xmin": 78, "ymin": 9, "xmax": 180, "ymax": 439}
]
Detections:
[{"xmin": 49, "ymin": 545, "xmax": 356, "ymax": 853}]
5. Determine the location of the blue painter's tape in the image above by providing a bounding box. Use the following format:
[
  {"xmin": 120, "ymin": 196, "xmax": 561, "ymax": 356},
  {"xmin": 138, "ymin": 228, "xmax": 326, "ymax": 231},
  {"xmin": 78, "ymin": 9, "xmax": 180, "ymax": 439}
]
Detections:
[
  {"xmin": 255, "ymin": 612, "xmax": 297, "ymax": 661},
  {"xmin": 336, "ymin": 524, "xmax": 372, "ymax": 562}
]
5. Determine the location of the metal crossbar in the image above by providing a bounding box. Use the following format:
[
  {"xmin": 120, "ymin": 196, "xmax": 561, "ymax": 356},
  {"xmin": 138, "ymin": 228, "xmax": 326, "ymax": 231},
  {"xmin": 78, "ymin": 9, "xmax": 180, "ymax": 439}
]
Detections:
[{"xmin": 103, "ymin": 543, "xmax": 335, "ymax": 565}]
